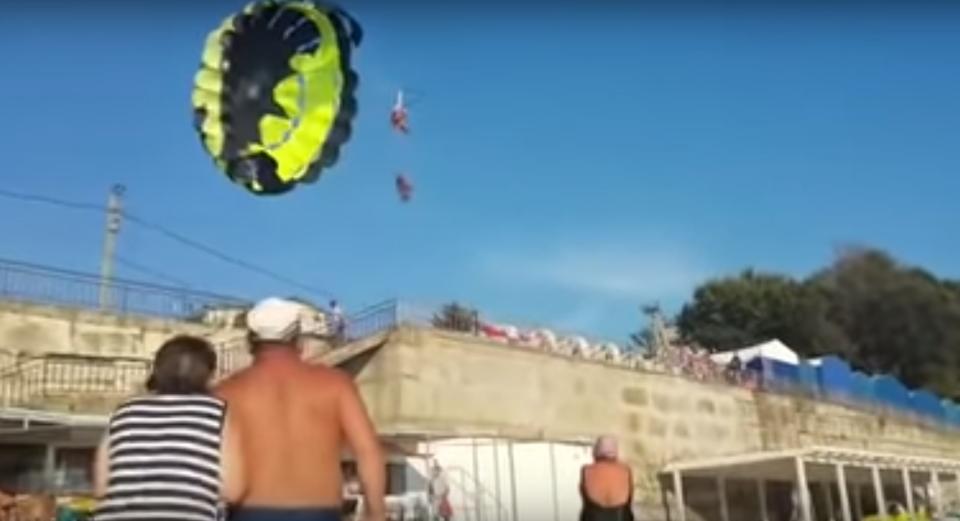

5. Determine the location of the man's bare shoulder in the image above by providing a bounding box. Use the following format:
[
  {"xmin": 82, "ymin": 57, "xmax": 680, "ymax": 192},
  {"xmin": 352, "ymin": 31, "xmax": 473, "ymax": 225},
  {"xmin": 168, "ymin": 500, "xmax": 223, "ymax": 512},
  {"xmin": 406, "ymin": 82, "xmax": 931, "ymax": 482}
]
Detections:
[
  {"xmin": 306, "ymin": 364, "xmax": 355, "ymax": 391},
  {"xmin": 212, "ymin": 367, "xmax": 253, "ymax": 401}
]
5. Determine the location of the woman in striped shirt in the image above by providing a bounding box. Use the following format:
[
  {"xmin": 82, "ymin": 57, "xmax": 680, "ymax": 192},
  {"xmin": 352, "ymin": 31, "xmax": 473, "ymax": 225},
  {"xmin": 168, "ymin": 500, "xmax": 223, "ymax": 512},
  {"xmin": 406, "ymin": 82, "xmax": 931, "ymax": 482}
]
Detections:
[{"xmin": 93, "ymin": 335, "xmax": 246, "ymax": 521}]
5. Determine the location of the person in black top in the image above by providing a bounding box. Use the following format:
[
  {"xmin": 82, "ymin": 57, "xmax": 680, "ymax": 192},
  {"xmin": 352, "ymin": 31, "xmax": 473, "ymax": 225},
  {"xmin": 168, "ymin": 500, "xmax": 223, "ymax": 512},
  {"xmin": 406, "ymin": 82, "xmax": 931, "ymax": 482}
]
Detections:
[{"xmin": 579, "ymin": 436, "xmax": 634, "ymax": 521}]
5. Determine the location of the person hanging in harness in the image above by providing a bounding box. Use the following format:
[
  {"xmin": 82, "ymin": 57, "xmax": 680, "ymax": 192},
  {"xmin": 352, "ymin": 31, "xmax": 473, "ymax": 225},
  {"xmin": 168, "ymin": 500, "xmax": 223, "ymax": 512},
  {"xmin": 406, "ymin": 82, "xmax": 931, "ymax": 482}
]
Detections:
[
  {"xmin": 395, "ymin": 174, "xmax": 414, "ymax": 203},
  {"xmin": 390, "ymin": 90, "xmax": 410, "ymax": 134}
]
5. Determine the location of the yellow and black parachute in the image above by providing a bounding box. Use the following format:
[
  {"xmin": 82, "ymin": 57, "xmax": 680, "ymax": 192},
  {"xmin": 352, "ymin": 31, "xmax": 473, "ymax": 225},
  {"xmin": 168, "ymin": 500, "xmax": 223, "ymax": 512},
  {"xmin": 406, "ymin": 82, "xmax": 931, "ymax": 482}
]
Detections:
[{"xmin": 191, "ymin": 1, "xmax": 362, "ymax": 195}]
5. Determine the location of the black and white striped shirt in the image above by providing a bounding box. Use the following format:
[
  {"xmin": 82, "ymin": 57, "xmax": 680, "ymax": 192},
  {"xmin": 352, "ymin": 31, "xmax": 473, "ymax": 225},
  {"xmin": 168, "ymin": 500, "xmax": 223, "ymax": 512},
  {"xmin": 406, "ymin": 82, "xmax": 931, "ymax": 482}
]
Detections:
[{"xmin": 95, "ymin": 394, "xmax": 226, "ymax": 521}]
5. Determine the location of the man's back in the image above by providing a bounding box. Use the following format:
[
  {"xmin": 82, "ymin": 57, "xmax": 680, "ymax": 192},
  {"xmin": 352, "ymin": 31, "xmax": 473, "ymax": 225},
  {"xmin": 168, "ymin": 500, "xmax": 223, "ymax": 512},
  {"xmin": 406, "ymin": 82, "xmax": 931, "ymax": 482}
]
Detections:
[
  {"xmin": 582, "ymin": 461, "xmax": 632, "ymax": 507},
  {"xmin": 216, "ymin": 352, "xmax": 360, "ymax": 508}
]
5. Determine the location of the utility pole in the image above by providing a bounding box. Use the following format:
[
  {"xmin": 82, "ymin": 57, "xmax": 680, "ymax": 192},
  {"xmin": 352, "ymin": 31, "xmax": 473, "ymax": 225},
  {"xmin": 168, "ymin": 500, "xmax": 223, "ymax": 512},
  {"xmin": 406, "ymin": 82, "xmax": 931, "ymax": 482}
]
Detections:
[{"xmin": 99, "ymin": 184, "xmax": 125, "ymax": 310}]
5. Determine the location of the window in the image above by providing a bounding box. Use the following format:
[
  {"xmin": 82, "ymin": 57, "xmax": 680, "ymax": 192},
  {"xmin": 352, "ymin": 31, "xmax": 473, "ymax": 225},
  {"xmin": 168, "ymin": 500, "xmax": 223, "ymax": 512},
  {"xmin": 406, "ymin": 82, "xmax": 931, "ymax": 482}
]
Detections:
[
  {"xmin": 55, "ymin": 447, "xmax": 95, "ymax": 493},
  {"xmin": 387, "ymin": 462, "xmax": 408, "ymax": 496}
]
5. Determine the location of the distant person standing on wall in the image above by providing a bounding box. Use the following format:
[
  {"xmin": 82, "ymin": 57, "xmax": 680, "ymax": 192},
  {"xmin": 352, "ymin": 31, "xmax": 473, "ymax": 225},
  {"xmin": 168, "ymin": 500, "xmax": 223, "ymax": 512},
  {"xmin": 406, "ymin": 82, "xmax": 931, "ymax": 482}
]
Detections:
[
  {"xmin": 92, "ymin": 335, "xmax": 247, "ymax": 521},
  {"xmin": 330, "ymin": 300, "xmax": 346, "ymax": 343},
  {"xmin": 579, "ymin": 436, "xmax": 634, "ymax": 521},
  {"xmin": 215, "ymin": 297, "xmax": 386, "ymax": 521},
  {"xmin": 427, "ymin": 462, "xmax": 452, "ymax": 521},
  {"xmin": 725, "ymin": 354, "xmax": 743, "ymax": 385}
]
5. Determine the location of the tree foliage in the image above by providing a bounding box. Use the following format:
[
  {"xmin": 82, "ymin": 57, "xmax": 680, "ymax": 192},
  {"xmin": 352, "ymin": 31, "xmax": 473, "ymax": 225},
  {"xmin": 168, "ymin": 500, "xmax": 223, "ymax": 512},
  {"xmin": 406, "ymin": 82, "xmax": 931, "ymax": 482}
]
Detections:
[
  {"xmin": 432, "ymin": 302, "xmax": 478, "ymax": 333},
  {"xmin": 628, "ymin": 328, "xmax": 653, "ymax": 352},
  {"xmin": 677, "ymin": 248, "xmax": 960, "ymax": 398}
]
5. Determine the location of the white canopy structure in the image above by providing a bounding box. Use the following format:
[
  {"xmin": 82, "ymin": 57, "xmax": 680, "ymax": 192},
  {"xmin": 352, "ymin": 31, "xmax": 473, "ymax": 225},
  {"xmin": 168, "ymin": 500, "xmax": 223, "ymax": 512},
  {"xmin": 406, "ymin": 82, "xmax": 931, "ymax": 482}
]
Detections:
[
  {"xmin": 662, "ymin": 446, "xmax": 960, "ymax": 521},
  {"xmin": 710, "ymin": 338, "xmax": 800, "ymax": 366}
]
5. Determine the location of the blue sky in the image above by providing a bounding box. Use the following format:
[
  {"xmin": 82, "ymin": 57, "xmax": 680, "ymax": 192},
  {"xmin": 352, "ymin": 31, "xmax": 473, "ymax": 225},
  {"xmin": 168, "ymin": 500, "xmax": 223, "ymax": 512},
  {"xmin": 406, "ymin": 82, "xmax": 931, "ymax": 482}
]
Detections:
[{"xmin": 0, "ymin": 1, "xmax": 958, "ymax": 342}]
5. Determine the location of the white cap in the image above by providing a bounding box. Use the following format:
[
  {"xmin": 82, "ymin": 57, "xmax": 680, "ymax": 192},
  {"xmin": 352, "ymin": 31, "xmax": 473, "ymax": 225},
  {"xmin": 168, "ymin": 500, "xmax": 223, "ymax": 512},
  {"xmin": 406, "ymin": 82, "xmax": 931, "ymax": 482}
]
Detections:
[{"xmin": 246, "ymin": 297, "xmax": 309, "ymax": 342}]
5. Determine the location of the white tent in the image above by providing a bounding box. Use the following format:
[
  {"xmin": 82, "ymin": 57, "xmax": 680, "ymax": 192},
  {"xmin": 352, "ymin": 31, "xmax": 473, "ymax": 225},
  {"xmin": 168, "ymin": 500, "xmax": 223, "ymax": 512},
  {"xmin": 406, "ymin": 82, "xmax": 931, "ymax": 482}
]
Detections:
[{"xmin": 710, "ymin": 338, "xmax": 800, "ymax": 366}]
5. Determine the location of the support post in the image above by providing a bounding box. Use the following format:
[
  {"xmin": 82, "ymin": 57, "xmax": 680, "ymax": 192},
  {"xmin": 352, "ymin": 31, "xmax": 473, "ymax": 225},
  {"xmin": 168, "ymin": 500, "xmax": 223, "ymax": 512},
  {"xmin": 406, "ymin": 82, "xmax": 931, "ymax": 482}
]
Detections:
[
  {"xmin": 492, "ymin": 440, "xmax": 503, "ymax": 521},
  {"xmin": 717, "ymin": 477, "xmax": 730, "ymax": 521},
  {"xmin": 795, "ymin": 457, "xmax": 813, "ymax": 521},
  {"xmin": 902, "ymin": 467, "xmax": 914, "ymax": 514},
  {"xmin": 507, "ymin": 441, "xmax": 519, "ymax": 521},
  {"xmin": 43, "ymin": 444, "xmax": 57, "ymax": 492},
  {"xmin": 549, "ymin": 443, "xmax": 559, "ymax": 521},
  {"xmin": 954, "ymin": 471, "xmax": 960, "ymax": 511},
  {"xmin": 853, "ymin": 484, "xmax": 863, "ymax": 520},
  {"xmin": 872, "ymin": 466, "xmax": 887, "ymax": 517},
  {"xmin": 98, "ymin": 184, "xmax": 125, "ymax": 310},
  {"xmin": 835, "ymin": 464, "xmax": 852, "ymax": 521},
  {"xmin": 673, "ymin": 471, "xmax": 686, "ymax": 521},
  {"xmin": 757, "ymin": 479, "xmax": 769, "ymax": 521},
  {"xmin": 822, "ymin": 481, "xmax": 834, "ymax": 520},
  {"xmin": 932, "ymin": 471, "xmax": 942, "ymax": 517},
  {"xmin": 472, "ymin": 438, "xmax": 482, "ymax": 521}
]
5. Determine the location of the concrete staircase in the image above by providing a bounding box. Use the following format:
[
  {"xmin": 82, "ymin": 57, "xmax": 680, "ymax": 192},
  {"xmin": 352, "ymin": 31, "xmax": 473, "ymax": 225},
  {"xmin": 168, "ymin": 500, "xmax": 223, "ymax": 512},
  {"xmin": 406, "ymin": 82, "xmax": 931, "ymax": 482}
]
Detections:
[{"xmin": 0, "ymin": 330, "xmax": 384, "ymax": 415}]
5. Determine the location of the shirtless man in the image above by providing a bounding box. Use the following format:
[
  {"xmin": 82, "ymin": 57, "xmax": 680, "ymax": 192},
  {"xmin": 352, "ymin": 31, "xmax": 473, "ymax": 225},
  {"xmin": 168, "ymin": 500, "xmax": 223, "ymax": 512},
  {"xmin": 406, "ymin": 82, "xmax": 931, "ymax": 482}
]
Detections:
[{"xmin": 216, "ymin": 297, "xmax": 386, "ymax": 521}]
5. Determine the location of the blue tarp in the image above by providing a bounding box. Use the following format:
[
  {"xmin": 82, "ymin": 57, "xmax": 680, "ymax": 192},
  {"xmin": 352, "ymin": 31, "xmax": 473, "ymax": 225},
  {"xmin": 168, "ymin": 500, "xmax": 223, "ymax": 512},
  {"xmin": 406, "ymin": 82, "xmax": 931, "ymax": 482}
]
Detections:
[
  {"xmin": 911, "ymin": 390, "xmax": 944, "ymax": 420},
  {"xmin": 873, "ymin": 375, "xmax": 912, "ymax": 411},
  {"xmin": 850, "ymin": 371, "xmax": 875, "ymax": 405},
  {"xmin": 747, "ymin": 356, "xmax": 801, "ymax": 392},
  {"xmin": 740, "ymin": 348, "xmax": 956, "ymax": 427},
  {"xmin": 817, "ymin": 356, "xmax": 855, "ymax": 403},
  {"xmin": 943, "ymin": 400, "xmax": 960, "ymax": 426},
  {"xmin": 797, "ymin": 361, "xmax": 819, "ymax": 396}
]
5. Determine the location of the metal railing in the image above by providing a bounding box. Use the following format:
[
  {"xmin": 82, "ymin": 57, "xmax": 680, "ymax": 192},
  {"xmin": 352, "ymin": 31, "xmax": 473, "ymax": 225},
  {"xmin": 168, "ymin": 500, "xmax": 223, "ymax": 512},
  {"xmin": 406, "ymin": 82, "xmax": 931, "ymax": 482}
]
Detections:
[
  {"xmin": 0, "ymin": 341, "xmax": 251, "ymax": 411},
  {"xmin": 216, "ymin": 337, "xmax": 253, "ymax": 379},
  {"xmin": 343, "ymin": 299, "xmax": 403, "ymax": 341},
  {"xmin": 0, "ymin": 354, "xmax": 149, "ymax": 409},
  {"xmin": 445, "ymin": 466, "xmax": 513, "ymax": 521},
  {"xmin": 0, "ymin": 257, "xmax": 249, "ymax": 320}
]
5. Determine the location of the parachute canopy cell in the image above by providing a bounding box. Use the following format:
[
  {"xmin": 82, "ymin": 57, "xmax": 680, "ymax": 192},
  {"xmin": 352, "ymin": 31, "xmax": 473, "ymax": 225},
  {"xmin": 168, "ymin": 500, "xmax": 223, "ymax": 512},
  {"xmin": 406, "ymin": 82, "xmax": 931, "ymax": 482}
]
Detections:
[{"xmin": 191, "ymin": 1, "xmax": 362, "ymax": 195}]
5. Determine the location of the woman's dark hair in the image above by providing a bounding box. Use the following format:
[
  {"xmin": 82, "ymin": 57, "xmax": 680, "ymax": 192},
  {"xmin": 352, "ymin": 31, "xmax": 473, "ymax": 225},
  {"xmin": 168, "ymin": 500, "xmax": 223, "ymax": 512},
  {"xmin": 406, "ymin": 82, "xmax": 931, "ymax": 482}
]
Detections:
[{"xmin": 146, "ymin": 335, "xmax": 217, "ymax": 394}]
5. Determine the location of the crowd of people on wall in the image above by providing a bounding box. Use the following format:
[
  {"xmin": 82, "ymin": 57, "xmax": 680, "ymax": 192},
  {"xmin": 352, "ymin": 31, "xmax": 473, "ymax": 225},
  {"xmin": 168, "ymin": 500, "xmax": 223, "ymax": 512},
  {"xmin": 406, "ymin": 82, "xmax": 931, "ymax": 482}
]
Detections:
[
  {"xmin": 249, "ymin": 299, "xmax": 758, "ymax": 393},
  {"xmin": 460, "ymin": 319, "xmax": 759, "ymax": 390}
]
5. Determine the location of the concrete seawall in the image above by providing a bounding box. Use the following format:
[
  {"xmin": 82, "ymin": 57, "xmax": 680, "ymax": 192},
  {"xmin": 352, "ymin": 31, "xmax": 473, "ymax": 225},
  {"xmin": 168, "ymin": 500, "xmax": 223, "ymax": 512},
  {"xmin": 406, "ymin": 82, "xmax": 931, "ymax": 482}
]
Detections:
[
  {"xmin": 0, "ymin": 301, "xmax": 225, "ymax": 359},
  {"xmin": 2, "ymin": 301, "xmax": 958, "ymax": 519},
  {"xmin": 350, "ymin": 327, "xmax": 960, "ymax": 516}
]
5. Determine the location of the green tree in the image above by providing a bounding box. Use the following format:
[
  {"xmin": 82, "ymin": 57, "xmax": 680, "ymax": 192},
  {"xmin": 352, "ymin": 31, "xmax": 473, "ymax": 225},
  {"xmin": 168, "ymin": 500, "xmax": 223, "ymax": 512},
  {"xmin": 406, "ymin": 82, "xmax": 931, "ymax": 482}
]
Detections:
[
  {"xmin": 432, "ymin": 302, "xmax": 478, "ymax": 333},
  {"xmin": 677, "ymin": 269, "xmax": 843, "ymax": 354},
  {"xmin": 808, "ymin": 249, "xmax": 960, "ymax": 396},
  {"xmin": 629, "ymin": 304, "xmax": 676, "ymax": 356},
  {"xmin": 628, "ymin": 327, "xmax": 651, "ymax": 350},
  {"xmin": 675, "ymin": 247, "xmax": 960, "ymax": 398}
]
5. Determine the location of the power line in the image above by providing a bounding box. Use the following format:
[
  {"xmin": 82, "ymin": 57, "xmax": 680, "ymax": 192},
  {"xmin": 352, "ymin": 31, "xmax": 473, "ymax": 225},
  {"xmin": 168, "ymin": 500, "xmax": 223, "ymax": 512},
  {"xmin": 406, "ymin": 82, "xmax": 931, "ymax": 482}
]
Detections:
[
  {"xmin": 0, "ymin": 188, "xmax": 334, "ymax": 300},
  {"xmin": 123, "ymin": 212, "xmax": 334, "ymax": 299},
  {"xmin": 115, "ymin": 255, "xmax": 191, "ymax": 288},
  {"xmin": 0, "ymin": 188, "xmax": 104, "ymax": 213}
]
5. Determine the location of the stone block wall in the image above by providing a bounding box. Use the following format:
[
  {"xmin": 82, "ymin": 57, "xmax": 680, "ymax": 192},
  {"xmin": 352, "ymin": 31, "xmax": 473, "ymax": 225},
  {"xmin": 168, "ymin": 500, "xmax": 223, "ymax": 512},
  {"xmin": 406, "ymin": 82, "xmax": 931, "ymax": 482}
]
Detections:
[
  {"xmin": 352, "ymin": 327, "xmax": 960, "ymax": 516},
  {"xmin": 0, "ymin": 301, "xmax": 221, "ymax": 360}
]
